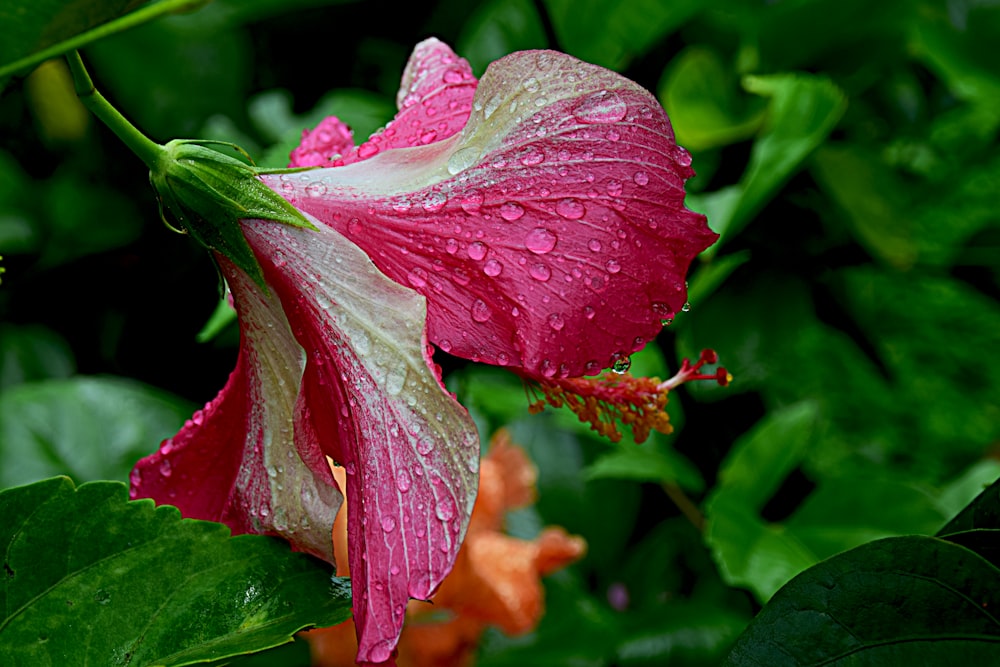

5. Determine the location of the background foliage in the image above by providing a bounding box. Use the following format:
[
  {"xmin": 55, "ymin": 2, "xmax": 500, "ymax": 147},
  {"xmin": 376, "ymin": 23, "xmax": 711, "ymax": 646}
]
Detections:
[{"xmin": 2, "ymin": 0, "xmax": 1000, "ymax": 664}]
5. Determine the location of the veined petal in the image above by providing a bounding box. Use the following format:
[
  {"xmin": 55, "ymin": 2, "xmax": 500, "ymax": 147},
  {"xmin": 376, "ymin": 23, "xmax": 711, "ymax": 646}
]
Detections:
[
  {"xmin": 241, "ymin": 215, "xmax": 480, "ymax": 664},
  {"xmin": 130, "ymin": 260, "xmax": 343, "ymax": 562},
  {"xmin": 264, "ymin": 48, "xmax": 716, "ymax": 378}
]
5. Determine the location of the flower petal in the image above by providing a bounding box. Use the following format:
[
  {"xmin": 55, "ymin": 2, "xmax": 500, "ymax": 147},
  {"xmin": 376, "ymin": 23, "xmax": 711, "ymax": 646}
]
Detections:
[
  {"xmin": 130, "ymin": 262, "xmax": 343, "ymax": 563},
  {"xmin": 264, "ymin": 48, "xmax": 716, "ymax": 378},
  {"xmin": 241, "ymin": 216, "xmax": 480, "ymax": 665},
  {"xmin": 301, "ymin": 38, "xmax": 476, "ymax": 168},
  {"xmin": 290, "ymin": 116, "xmax": 356, "ymax": 168}
]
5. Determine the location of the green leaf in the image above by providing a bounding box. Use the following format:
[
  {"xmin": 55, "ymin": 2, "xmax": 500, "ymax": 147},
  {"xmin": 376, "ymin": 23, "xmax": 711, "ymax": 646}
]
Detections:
[
  {"xmin": 0, "ymin": 477, "xmax": 351, "ymax": 666},
  {"xmin": 0, "ymin": 0, "xmax": 209, "ymax": 81},
  {"xmin": 0, "ymin": 376, "xmax": 194, "ymax": 487},
  {"xmin": 659, "ymin": 47, "xmax": 763, "ymax": 151},
  {"xmin": 938, "ymin": 476, "xmax": 1000, "ymax": 537},
  {"xmin": 724, "ymin": 536, "xmax": 1000, "ymax": 666},
  {"xmin": 707, "ymin": 73, "xmax": 846, "ymax": 246},
  {"xmin": 585, "ymin": 442, "xmax": 704, "ymax": 493},
  {"xmin": 543, "ymin": 0, "xmax": 701, "ymax": 71},
  {"xmin": 457, "ymin": 0, "xmax": 548, "ymax": 76},
  {"xmin": 0, "ymin": 324, "xmax": 75, "ymax": 391}
]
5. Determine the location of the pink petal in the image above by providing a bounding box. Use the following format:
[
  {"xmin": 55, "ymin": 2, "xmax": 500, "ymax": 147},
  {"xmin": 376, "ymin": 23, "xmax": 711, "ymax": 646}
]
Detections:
[
  {"xmin": 295, "ymin": 38, "xmax": 476, "ymax": 169},
  {"xmin": 289, "ymin": 116, "xmax": 356, "ymax": 168},
  {"xmin": 130, "ymin": 263, "xmax": 344, "ymax": 562},
  {"xmin": 241, "ymin": 217, "xmax": 479, "ymax": 665},
  {"xmin": 264, "ymin": 49, "xmax": 716, "ymax": 378}
]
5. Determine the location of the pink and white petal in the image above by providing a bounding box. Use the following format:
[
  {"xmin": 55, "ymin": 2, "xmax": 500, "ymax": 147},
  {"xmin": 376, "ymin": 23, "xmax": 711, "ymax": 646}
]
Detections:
[
  {"xmin": 263, "ymin": 49, "xmax": 716, "ymax": 378},
  {"xmin": 130, "ymin": 261, "xmax": 343, "ymax": 563},
  {"xmin": 289, "ymin": 116, "xmax": 356, "ymax": 168},
  {"xmin": 242, "ymin": 217, "xmax": 480, "ymax": 665},
  {"xmin": 333, "ymin": 38, "xmax": 476, "ymax": 166}
]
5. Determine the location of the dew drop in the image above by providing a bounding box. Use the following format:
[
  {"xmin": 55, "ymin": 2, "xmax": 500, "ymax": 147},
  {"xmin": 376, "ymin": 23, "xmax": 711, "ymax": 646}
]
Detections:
[
  {"xmin": 529, "ymin": 264, "xmax": 551, "ymax": 281},
  {"xmin": 606, "ymin": 179, "xmax": 623, "ymax": 197},
  {"xmin": 381, "ymin": 516, "xmax": 397, "ymax": 533},
  {"xmin": 555, "ymin": 198, "xmax": 585, "ymax": 220},
  {"xmin": 407, "ymin": 267, "xmax": 428, "ymax": 288},
  {"xmin": 633, "ymin": 171, "xmax": 649, "ymax": 186},
  {"xmin": 496, "ymin": 352, "xmax": 510, "ymax": 365},
  {"xmin": 588, "ymin": 239, "xmax": 602, "ymax": 252},
  {"xmin": 471, "ymin": 298, "xmax": 492, "ymax": 322},
  {"xmin": 461, "ymin": 190, "xmax": 484, "ymax": 213},
  {"xmin": 305, "ymin": 182, "xmax": 327, "ymax": 197},
  {"xmin": 499, "ymin": 202, "xmax": 525, "ymax": 221},
  {"xmin": 584, "ymin": 305, "xmax": 595, "ymax": 320},
  {"xmin": 159, "ymin": 460, "xmax": 172, "ymax": 478},
  {"xmin": 348, "ymin": 217, "xmax": 362, "ymax": 235},
  {"xmin": 448, "ymin": 146, "xmax": 481, "ymax": 175},
  {"xmin": 520, "ymin": 148, "xmax": 544, "ymax": 166},
  {"xmin": 606, "ymin": 259, "xmax": 621, "ymax": 274},
  {"xmin": 445, "ymin": 238, "xmax": 459, "ymax": 254},
  {"xmin": 385, "ymin": 364, "xmax": 408, "ymax": 395},
  {"xmin": 422, "ymin": 191, "xmax": 447, "ymax": 212},
  {"xmin": 573, "ymin": 90, "xmax": 628, "ymax": 124},
  {"xmin": 468, "ymin": 241, "xmax": 487, "ymax": 260},
  {"xmin": 94, "ymin": 589, "xmax": 111, "ymax": 605},
  {"xmin": 420, "ymin": 129, "xmax": 438, "ymax": 145},
  {"xmin": 523, "ymin": 77, "xmax": 541, "ymax": 92},
  {"xmin": 453, "ymin": 267, "xmax": 471, "ymax": 285},
  {"xmin": 675, "ymin": 147, "xmax": 693, "ymax": 167},
  {"xmin": 417, "ymin": 439, "xmax": 434, "ymax": 456},
  {"xmin": 357, "ymin": 142, "xmax": 379, "ymax": 159},
  {"xmin": 681, "ymin": 301, "xmax": 691, "ymax": 312},
  {"xmin": 483, "ymin": 259, "xmax": 503, "ymax": 276},
  {"xmin": 612, "ymin": 356, "xmax": 631, "ymax": 374},
  {"xmin": 443, "ymin": 68, "xmax": 465, "ymax": 84},
  {"xmin": 548, "ymin": 313, "xmax": 565, "ymax": 331},
  {"xmin": 439, "ymin": 339, "xmax": 453, "ymax": 353},
  {"xmin": 483, "ymin": 94, "xmax": 502, "ymax": 119},
  {"xmin": 607, "ymin": 128, "xmax": 621, "ymax": 141},
  {"xmin": 540, "ymin": 359, "xmax": 557, "ymax": 378},
  {"xmin": 435, "ymin": 496, "xmax": 456, "ymax": 521},
  {"xmin": 525, "ymin": 227, "xmax": 557, "ymax": 254}
]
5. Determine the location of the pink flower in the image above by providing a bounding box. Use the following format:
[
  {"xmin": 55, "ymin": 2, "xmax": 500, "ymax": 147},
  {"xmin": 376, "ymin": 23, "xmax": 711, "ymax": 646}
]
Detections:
[{"xmin": 131, "ymin": 38, "xmax": 715, "ymax": 666}]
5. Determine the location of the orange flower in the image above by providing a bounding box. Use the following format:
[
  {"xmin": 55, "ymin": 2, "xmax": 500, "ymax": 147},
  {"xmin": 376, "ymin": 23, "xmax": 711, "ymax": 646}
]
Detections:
[{"xmin": 307, "ymin": 430, "xmax": 586, "ymax": 666}]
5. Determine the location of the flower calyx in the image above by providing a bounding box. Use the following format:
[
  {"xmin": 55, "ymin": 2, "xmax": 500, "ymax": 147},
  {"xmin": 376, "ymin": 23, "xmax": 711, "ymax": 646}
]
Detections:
[
  {"xmin": 527, "ymin": 349, "xmax": 731, "ymax": 444},
  {"xmin": 150, "ymin": 139, "xmax": 317, "ymax": 289}
]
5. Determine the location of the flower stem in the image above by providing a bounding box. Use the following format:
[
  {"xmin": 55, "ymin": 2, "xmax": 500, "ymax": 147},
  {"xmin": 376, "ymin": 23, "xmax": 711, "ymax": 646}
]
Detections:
[{"xmin": 65, "ymin": 50, "xmax": 163, "ymax": 169}]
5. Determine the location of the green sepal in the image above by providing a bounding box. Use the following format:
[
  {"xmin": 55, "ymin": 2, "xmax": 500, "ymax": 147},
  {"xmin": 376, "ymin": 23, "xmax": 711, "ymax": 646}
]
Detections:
[{"xmin": 150, "ymin": 139, "xmax": 317, "ymax": 290}]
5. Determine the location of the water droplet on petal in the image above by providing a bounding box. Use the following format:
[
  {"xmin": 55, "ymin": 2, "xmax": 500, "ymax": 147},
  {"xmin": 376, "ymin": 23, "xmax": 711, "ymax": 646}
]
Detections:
[
  {"xmin": 422, "ymin": 191, "xmax": 446, "ymax": 212},
  {"xmin": 385, "ymin": 364, "xmax": 407, "ymax": 395},
  {"xmin": 396, "ymin": 469, "xmax": 412, "ymax": 492},
  {"xmin": 633, "ymin": 171, "xmax": 649, "ymax": 186},
  {"xmin": 305, "ymin": 182, "xmax": 327, "ymax": 197},
  {"xmin": 471, "ymin": 298, "xmax": 492, "ymax": 322},
  {"xmin": 588, "ymin": 239, "xmax": 602, "ymax": 252},
  {"xmin": 606, "ymin": 179, "xmax": 623, "ymax": 197},
  {"xmin": 468, "ymin": 241, "xmax": 487, "ymax": 260},
  {"xmin": 358, "ymin": 142, "xmax": 379, "ymax": 159},
  {"xmin": 681, "ymin": 301, "xmax": 691, "ymax": 312},
  {"xmin": 381, "ymin": 516, "xmax": 397, "ymax": 533},
  {"xmin": 435, "ymin": 496, "xmax": 456, "ymax": 521},
  {"xmin": 407, "ymin": 267, "xmax": 428, "ymax": 287},
  {"xmin": 499, "ymin": 202, "xmax": 525, "ymax": 221},
  {"xmin": 159, "ymin": 460, "xmax": 172, "ymax": 477},
  {"xmin": 417, "ymin": 439, "xmax": 434, "ymax": 455},
  {"xmin": 606, "ymin": 259, "xmax": 621, "ymax": 274},
  {"xmin": 483, "ymin": 94, "xmax": 502, "ymax": 119},
  {"xmin": 496, "ymin": 352, "xmax": 510, "ymax": 365},
  {"xmin": 443, "ymin": 68, "xmax": 465, "ymax": 84},
  {"xmin": 548, "ymin": 313, "xmax": 565, "ymax": 331},
  {"xmin": 520, "ymin": 148, "xmax": 544, "ymax": 166},
  {"xmin": 445, "ymin": 238, "xmax": 459, "ymax": 254},
  {"xmin": 448, "ymin": 146, "xmax": 481, "ymax": 175},
  {"xmin": 525, "ymin": 227, "xmax": 557, "ymax": 254},
  {"xmin": 439, "ymin": 339, "xmax": 453, "ymax": 353},
  {"xmin": 461, "ymin": 190, "xmax": 484, "ymax": 213},
  {"xmin": 556, "ymin": 198, "xmax": 585, "ymax": 220},
  {"xmin": 529, "ymin": 264, "xmax": 551, "ymax": 281},
  {"xmin": 573, "ymin": 90, "xmax": 628, "ymax": 124},
  {"xmin": 675, "ymin": 147, "xmax": 693, "ymax": 167},
  {"xmin": 612, "ymin": 356, "xmax": 632, "ymax": 374},
  {"xmin": 483, "ymin": 259, "xmax": 503, "ymax": 276},
  {"xmin": 523, "ymin": 77, "xmax": 541, "ymax": 92},
  {"xmin": 348, "ymin": 217, "xmax": 362, "ymax": 234}
]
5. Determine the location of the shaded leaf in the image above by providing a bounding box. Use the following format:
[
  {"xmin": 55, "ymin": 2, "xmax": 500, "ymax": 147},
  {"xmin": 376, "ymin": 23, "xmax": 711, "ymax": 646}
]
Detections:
[
  {"xmin": 0, "ymin": 376, "xmax": 194, "ymax": 487},
  {"xmin": 0, "ymin": 324, "xmax": 75, "ymax": 391},
  {"xmin": 938, "ymin": 476, "xmax": 1000, "ymax": 537},
  {"xmin": 0, "ymin": 477, "xmax": 351, "ymax": 666},
  {"xmin": 457, "ymin": 0, "xmax": 548, "ymax": 76},
  {"xmin": 585, "ymin": 442, "xmax": 704, "ymax": 493},
  {"xmin": 724, "ymin": 536, "xmax": 1000, "ymax": 666}
]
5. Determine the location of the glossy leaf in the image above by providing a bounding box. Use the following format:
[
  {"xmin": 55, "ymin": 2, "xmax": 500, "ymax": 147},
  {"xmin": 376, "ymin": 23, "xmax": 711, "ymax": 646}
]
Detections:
[
  {"xmin": 938, "ymin": 475, "xmax": 1000, "ymax": 537},
  {"xmin": 0, "ymin": 0, "xmax": 207, "ymax": 80},
  {"xmin": 0, "ymin": 376, "xmax": 193, "ymax": 488},
  {"xmin": 724, "ymin": 536, "xmax": 1000, "ymax": 666},
  {"xmin": 0, "ymin": 477, "xmax": 351, "ymax": 666}
]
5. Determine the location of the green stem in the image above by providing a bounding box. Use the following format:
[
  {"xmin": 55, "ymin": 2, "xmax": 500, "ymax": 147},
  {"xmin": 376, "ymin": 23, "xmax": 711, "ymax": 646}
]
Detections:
[{"xmin": 65, "ymin": 51, "xmax": 162, "ymax": 169}]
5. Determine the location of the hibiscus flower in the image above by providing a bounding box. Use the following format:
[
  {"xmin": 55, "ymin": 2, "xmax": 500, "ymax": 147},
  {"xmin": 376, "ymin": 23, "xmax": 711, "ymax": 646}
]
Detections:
[{"xmin": 129, "ymin": 38, "xmax": 715, "ymax": 665}]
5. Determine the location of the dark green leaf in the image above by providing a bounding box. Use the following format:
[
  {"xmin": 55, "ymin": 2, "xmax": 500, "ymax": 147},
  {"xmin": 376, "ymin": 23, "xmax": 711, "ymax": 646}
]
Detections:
[
  {"xmin": 724, "ymin": 536, "xmax": 1000, "ymax": 666},
  {"xmin": 0, "ymin": 376, "xmax": 194, "ymax": 487},
  {"xmin": 585, "ymin": 442, "xmax": 704, "ymax": 493},
  {"xmin": 938, "ymin": 476, "xmax": 1000, "ymax": 537},
  {"xmin": 543, "ymin": 0, "xmax": 701, "ymax": 70},
  {"xmin": 457, "ymin": 0, "xmax": 548, "ymax": 76},
  {"xmin": 0, "ymin": 477, "xmax": 351, "ymax": 666},
  {"xmin": 0, "ymin": 0, "xmax": 207, "ymax": 80},
  {"xmin": 0, "ymin": 324, "xmax": 75, "ymax": 391}
]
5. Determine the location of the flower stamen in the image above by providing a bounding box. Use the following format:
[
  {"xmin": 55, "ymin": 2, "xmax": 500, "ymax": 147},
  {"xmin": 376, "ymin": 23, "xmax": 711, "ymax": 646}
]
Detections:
[{"xmin": 526, "ymin": 349, "xmax": 730, "ymax": 444}]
